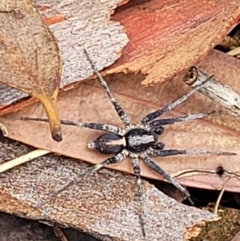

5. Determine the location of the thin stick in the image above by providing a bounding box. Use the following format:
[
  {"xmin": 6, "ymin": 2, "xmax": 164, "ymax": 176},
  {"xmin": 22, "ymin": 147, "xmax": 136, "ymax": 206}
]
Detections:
[
  {"xmin": 213, "ymin": 176, "xmax": 231, "ymax": 215},
  {"xmin": 0, "ymin": 149, "xmax": 50, "ymax": 173},
  {"xmin": 171, "ymin": 168, "xmax": 218, "ymax": 179}
]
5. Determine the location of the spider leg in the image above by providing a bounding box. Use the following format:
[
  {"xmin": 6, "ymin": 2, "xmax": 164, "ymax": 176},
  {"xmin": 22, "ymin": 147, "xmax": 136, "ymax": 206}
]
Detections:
[
  {"xmin": 149, "ymin": 112, "xmax": 209, "ymax": 129},
  {"xmin": 53, "ymin": 150, "xmax": 128, "ymax": 198},
  {"xmin": 84, "ymin": 49, "xmax": 131, "ymax": 127},
  {"xmin": 151, "ymin": 149, "xmax": 236, "ymax": 156},
  {"xmin": 140, "ymin": 76, "xmax": 213, "ymax": 124},
  {"xmin": 141, "ymin": 154, "xmax": 193, "ymax": 204},
  {"xmin": 130, "ymin": 156, "xmax": 146, "ymax": 237},
  {"xmin": 16, "ymin": 117, "xmax": 124, "ymax": 135}
]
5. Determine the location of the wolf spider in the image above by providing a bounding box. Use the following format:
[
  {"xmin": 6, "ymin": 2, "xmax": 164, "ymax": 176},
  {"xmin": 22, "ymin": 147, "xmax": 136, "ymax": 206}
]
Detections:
[{"xmin": 20, "ymin": 50, "xmax": 235, "ymax": 237}]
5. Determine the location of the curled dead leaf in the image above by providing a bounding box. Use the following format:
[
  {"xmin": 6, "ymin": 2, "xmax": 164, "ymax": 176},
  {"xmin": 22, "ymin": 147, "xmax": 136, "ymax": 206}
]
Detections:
[{"xmin": 0, "ymin": 0, "xmax": 62, "ymax": 141}]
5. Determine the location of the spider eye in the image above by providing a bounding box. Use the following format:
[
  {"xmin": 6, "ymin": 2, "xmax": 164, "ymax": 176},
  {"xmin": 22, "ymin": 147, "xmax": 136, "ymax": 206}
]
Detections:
[
  {"xmin": 152, "ymin": 126, "xmax": 164, "ymax": 135},
  {"xmin": 152, "ymin": 142, "xmax": 164, "ymax": 150}
]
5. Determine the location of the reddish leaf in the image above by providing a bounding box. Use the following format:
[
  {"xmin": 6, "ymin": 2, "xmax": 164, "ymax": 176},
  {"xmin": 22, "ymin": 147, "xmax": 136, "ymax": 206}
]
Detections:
[
  {"xmin": 109, "ymin": 0, "xmax": 240, "ymax": 85},
  {"xmin": 231, "ymin": 230, "xmax": 240, "ymax": 241}
]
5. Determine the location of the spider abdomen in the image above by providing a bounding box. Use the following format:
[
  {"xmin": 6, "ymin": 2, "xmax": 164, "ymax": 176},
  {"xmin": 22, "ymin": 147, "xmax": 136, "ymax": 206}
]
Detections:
[
  {"xmin": 125, "ymin": 128, "xmax": 158, "ymax": 153},
  {"xmin": 88, "ymin": 133, "xmax": 124, "ymax": 154}
]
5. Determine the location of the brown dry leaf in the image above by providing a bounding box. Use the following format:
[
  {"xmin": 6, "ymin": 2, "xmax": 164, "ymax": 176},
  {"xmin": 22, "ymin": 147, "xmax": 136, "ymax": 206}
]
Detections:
[
  {"xmin": 0, "ymin": 0, "xmax": 62, "ymax": 141},
  {"xmin": 1, "ymin": 50, "xmax": 240, "ymax": 193},
  {"xmin": 0, "ymin": 139, "xmax": 217, "ymax": 241},
  {"xmin": 0, "ymin": 0, "xmax": 129, "ymax": 109}
]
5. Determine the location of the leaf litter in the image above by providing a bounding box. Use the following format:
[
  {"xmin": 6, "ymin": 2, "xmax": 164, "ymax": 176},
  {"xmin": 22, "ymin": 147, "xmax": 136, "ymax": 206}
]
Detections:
[
  {"xmin": 1, "ymin": 49, "xmax": 240, "ymax": 239},
  {"xmin": 0, "ymin": 0, "xmax": 62, "ymax": 141},
  {"xmin": 0, "ymin": 1, "xmax": 239, "ymax": 239},
  {"xmin": 109, "ymin": 0, "xmax": 240, "ymax": 85},
  {"xmin": 0, "ymin": 0, "xmax": 129, "ymax": 108}
]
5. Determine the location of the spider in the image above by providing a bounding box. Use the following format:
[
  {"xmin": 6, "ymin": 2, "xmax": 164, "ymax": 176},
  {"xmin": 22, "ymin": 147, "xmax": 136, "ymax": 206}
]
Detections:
[{"xmin": 19, "ymin": 50, "xmax": 235, "ymax": 237}]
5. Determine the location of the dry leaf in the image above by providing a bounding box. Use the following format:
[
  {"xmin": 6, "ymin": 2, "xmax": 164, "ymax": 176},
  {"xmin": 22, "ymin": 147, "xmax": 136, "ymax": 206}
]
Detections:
[
  {"xmin": 0, "ymin": 138, "xmax": 217, "ymax": 241},
  {"xmin": 2, "ymin": 49, "xmax": 240, "ymax": 193},
  {"xmin": 0, "ymin": 0, "xmax": 62, "ymax": 141},
  {"xmin": 0, "ymin": 0, "xmax": 129, "ymax": 108}
]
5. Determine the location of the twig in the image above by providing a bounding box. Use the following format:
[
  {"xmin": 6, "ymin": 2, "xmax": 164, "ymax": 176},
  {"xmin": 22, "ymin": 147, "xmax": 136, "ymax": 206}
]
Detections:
[
  {"xmin": 0, "ymin": 149, "xmax": 50, "ymax": 173},
  {"xmin": 213, "ymin": 176, "xmax": 232, "ymax": 215},
  {"xmin": 183, "ymin": 67, "xmax": 240, "ymax": 116}
]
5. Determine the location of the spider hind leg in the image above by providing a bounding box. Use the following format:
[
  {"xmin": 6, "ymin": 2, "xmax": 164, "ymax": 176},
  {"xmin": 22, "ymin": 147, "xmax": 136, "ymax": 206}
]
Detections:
[
  {"xmin": 151, "ymin": 149, "xmax": 236, "ymax": 156},
  {"xmin": 53, "ymin": 151, "xmax": 127, "ymax": 197},
  {"xmin": 141, "ymin": 154, "xmax": 193, "ymax": 204},
  {"xmin": 130, "ymin": 156, "xmax": 146, "ymax": 237}
]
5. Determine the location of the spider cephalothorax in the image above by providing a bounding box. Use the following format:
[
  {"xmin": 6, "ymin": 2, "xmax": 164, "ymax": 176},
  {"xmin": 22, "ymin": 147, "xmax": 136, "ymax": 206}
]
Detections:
[{"xmin": 19, "ymin": 50, "xmax": 235, "ymax": 237}]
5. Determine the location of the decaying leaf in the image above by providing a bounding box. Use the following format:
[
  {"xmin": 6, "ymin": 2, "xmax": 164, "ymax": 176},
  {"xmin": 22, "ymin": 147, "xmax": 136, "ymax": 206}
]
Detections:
[
  {"xmin": 2, "ymin": 49, "xmax": 240, "ymax": 193},
  {"xmin": 0, "ymin": 138, "xmax": 217, "ymax": 241},
  {"xmin": 0, "ymin": 0, "xmax": 62, "ymax": 141},
  {"xmin": 0, "ymin": 0, "xmax": 129, "ymax": 108}
]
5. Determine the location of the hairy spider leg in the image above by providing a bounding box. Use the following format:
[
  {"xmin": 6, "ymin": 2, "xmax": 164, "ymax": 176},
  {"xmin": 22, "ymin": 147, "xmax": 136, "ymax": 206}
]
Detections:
[
  {"xmin": 151, "ymin": 149, "xmax": 236, "ymax": 156},
  {"xmin": 140, "ymin": 76, "xmax": 213, "ymax": 124},
  {"xmin": 141, "ymin": 153, "xmax": 194, "ymax": 204},
  {"xmin": 130, "ymin": 156, "xmax": 146, "ymax": 237},
  {"xmin": 84, "ymin": 49, "xmax": 131, "ymax": 127},
  {"xmin": 53, "ymin": 150, "xmax": 127, "ymax": 197},
  {"xmin": 17, "ymin": 117, "xmax": 125, "ymax": 135},
  {"xmin": 149, "ymin": 112, "xmax": 209, "ymax": 130}
]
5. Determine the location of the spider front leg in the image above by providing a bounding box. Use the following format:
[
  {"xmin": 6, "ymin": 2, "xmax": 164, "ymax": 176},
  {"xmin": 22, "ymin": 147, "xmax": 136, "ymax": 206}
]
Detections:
[
  {"xmin": 140, "ymin": 76, "xmax": 213, "ymax": 124},
  {"xmin": 53, "ymin": 150, "xmax": 128, "ymax": 197},
  {"xmin": 84, "ymin": 49, "xmax": 131, "ymax": 127},
  {"xmin": 17, "ymin": 117, "xmax": 125, "ymax": 135},
  {"xmin": 149, "ymin": 112, "xmax": 210, "ymax": 130},
  {"xmin": 141, "ymin": 154, "xmax": 193, "ymax": 204}
]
